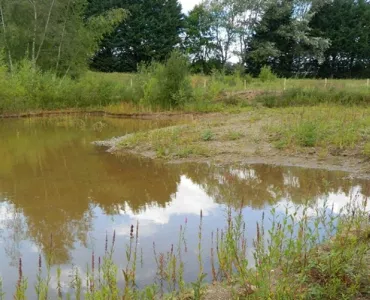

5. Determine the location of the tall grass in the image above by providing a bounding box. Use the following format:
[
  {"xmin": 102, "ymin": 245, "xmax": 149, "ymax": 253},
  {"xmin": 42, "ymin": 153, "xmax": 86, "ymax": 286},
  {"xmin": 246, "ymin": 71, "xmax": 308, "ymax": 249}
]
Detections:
[
  {"xmin": 2, "ymin": 197, "xmax": 369, "ymax": 299},
  {"xmin": 266, "ymin": 106, "xmax": 370, "ymax": 152},
  {"xmin": 0, "ymin": 58, "xmax": 129, "ymax": 113},
  {"xmin": 0, "ymin": 52, "xmax": 245, "ymax": 113},
  {"xmin": 256, "ymin": 87, "xmax": 370, "ymax": 108},
  {"xmin": 1, "ymin": 50, "xmax": 370, "ymax": 114}
]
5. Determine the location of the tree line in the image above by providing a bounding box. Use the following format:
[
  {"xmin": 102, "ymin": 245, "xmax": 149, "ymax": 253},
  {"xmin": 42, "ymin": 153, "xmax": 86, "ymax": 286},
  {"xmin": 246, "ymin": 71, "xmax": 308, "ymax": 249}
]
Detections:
[{"xmin": 0, "ymin": 0, "xmax": 369, "ymax": 78}]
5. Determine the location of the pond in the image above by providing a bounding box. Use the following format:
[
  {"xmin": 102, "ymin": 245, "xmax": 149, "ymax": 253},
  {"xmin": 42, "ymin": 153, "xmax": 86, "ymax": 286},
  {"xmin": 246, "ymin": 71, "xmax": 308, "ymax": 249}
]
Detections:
[{"xmin": 0, "ymin": 116, "xmax": 369, "ymax": 297}]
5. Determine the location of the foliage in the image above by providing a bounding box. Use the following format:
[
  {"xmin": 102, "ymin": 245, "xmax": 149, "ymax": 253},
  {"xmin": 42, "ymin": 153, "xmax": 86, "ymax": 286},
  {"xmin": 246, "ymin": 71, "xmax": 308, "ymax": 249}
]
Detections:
[
  {"xmin": 246, "ymin": 0, "xmax": 330, "ymax": 77},
  {"xmin": 267, "ymin": 106, "xmax": 369, "ymax": 151},
  {"xmin": 183, "ymin": 0, "xmax": 270, "ymax": 73},
  {"xmin": 256, "ymin": 87, "xmax": 370, "ymax": 107},
  {"xmin": 0, "ymin": 0, "xmax": 126, "ymax": 76},
  {"xmin": 0, "ymin": 57, "xmax": 126, "ymax": 113},
  {"xmin": 310, "ymin": 0, "xmax": 370, "ymax": 78},
  {"xmin": 183, "ymin": 4, "xmax": 217, "ymax": 74},
  {"xmin": 258, "ymin": 65, "xmax": 277, "ymax": 82},
  {"xmin": 87, "ymin": 0, "xmax": 183, "ymax": 72},
  {"xmin": 141, "ymin": 51, "xmax": 193, "ymax": 109},
  {"xmin": 201, "ymin": 129, "xmax": 214, "ymax": 141},
  {"xmin": 225, "ymin": 130, "xmax": 243, "ymax": 140}
]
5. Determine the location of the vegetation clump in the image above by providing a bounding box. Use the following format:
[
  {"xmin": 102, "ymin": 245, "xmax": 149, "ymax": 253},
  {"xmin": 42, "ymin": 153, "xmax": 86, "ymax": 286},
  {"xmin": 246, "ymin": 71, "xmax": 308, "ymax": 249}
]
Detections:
[
  {"xmin": 141, "ymin": 51, "xmax": 193, "ymax": 109},
  {"xmin": 258, "ymin": 66, "xmax": 278, "ymax": 82}
]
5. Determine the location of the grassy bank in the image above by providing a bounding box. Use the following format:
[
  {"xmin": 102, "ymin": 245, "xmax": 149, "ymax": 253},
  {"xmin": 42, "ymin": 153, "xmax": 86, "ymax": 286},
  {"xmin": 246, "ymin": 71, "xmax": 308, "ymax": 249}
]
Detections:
[
  {"xmin": 3, "ymin": 200, "xmax": 369, "ymax": 299},
  {"xmin": 106, "ymin": 105, "xmax": 370, "ymax": 176},
  {"xmin": 1, "ymin": 53, "xmax": 370, "ymax": 115}
]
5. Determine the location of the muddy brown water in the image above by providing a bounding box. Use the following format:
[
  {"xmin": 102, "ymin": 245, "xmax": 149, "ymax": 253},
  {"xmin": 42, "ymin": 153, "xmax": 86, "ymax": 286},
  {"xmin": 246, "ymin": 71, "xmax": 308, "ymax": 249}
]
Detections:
[{"xmin": 0, "ymin": 116, "xmax": 369, "ymax": 297}]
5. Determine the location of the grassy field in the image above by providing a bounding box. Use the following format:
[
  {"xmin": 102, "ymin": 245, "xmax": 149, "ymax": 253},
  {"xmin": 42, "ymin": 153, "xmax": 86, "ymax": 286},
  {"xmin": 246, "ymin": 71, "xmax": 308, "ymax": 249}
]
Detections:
[
  {"xmin": 102, "ymin": 104, "xmax": 370, "ymax": 179},
  {"xmin": 98, "ymin": 72, "xmax": 370, "ymax": 92},
  {"xmin": 1, "ymin": 59, "xmax": 369, "ymax": 115}
]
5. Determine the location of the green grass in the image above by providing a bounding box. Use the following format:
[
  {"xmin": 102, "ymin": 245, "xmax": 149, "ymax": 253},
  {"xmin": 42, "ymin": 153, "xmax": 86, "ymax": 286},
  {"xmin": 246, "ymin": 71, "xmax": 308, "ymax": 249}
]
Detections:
[
  {"xmin": 224, "ymin": 130, "xmax": 244, "ymax": 141},
  {"xmin": 3, "ymin": 199, "xmax": 369, "ymax": 299},
  {"xmin": 266, "ymin": 106, "xmax": 370, "ymax": 153},
  {"xmin": 109, "ymin": 104, "xmax": 370, "ymax": 162},
  {"xmin": 256, "ymin": 87, "xmax": 370, "ymax": 108},
  {"xmin": 119, "ymin": 125, "xmax": 210, "ymax": 159},
  {"xmin": 201, "ymin": 129, "xmax": 214, "ymax": 141},
  {"xmin": 1, "ymin": 57, "xmax": 370, "ymax": 115}
]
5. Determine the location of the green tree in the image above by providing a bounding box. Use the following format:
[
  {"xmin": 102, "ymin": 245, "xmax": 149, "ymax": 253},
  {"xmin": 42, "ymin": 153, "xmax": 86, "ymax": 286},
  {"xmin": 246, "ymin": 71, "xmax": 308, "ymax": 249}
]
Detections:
[
  {"xmin": 183, "ymin": 4, "xmax": 218, "ymax": 73},
  {"xmin": 183, "ymin": 0, "xmax": 272, "ymax": 72},
  {"xmin": 0, "ymin": 0, "xmax": 125, "ymax": 76},
  {"xmin": 246, "ymin": 0, "xmax": 329, "ymax": 77},
  {"xmin": 310, "ymin": 0, "xmax": 370, "ymax": 78},
  {"xmin": 88, "ymin": 0, "xmax": 184, "ymax": 72}
]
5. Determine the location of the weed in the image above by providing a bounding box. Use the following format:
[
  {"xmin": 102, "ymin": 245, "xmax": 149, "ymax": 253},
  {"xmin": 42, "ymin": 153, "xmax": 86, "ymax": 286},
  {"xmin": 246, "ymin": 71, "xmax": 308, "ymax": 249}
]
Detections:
[
  {"xmin": 226, "ymin": 130, "xmax": 244, "ymax": 141},
  {"xmin": 363, "ymin": 142, "xmax": 370, "ymax": 157},
  {"xmin": 295, "ymin": 121, "xmax": 319, "ymax": 147},
  {"xmin": 14, "ymin": 258, "xmax": 27, "ymax": 300},
  {"xmin": 256, "ymin": 87, "xmax": 370, "ymax": 108},
  {"xmin": 201, "ymin": 129, "xmax": 214, "ymax": 141},
  {"xmin": 259, "ymin": 65, "xmax": 278, "ymax": 82},
  {"xmin": 268, "ymin": 106, "xmax": 369, "ymax": 153}
]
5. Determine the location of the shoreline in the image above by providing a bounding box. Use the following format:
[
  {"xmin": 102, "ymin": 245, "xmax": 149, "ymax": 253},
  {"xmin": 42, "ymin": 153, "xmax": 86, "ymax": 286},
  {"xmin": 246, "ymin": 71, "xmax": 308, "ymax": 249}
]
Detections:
[
  {"xmin": 2, "ymin": 107, "xmax": 370, "ymax": 179},
  {"xmin": 93, "ymin": 108, "xmax": 370, "ymax": 180},
  {"xmin": 0, "ymin": 109, "xmax": 216, "ymax": 120}
]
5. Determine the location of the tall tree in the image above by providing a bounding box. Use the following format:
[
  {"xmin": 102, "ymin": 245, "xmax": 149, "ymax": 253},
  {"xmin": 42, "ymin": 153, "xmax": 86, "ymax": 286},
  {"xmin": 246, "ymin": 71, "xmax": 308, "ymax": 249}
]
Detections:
[
  {"xmin": 183, "ymin": 0, "xmax": 269, "ymax": 72},
  {"xmin": 0, "ymin": 0, "xmax": 126, "ymax": 76},
  {"xmin": 246, "ymin": 0, "xmax": 329, "ymax": 77},
  {"xmin": 183, "ymin": 4, "xmax": 219, "ymax": 73},
  {"xmin": 88, "ymin": 0, "xmax": 184, "ymax": 72},
  {"xmin": 310, "ymin": 0, "xmax": 370, "ymax": 78}
]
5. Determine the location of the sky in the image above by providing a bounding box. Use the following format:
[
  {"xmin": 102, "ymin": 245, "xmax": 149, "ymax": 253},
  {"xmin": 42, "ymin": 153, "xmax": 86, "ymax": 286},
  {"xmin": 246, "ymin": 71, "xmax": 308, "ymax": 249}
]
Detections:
[{"xmin": 180, "ymin": 0, "xmax": 200, "ymax": 12}]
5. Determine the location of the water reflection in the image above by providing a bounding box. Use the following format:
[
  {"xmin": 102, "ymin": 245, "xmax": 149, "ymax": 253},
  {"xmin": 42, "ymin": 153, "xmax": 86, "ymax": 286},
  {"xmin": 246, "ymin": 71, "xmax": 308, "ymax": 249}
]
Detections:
[{"xmin": 0, "ymin": 117, "xmax": 369, "ymax": 297}]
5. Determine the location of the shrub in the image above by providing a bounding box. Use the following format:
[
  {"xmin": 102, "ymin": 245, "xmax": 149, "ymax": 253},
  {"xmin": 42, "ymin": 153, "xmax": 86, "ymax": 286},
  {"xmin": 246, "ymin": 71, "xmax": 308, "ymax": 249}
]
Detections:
[
  {"xmin": 295, "ymin": 121, "xmax": 319, "ymax": 147},
  {"xmin": 258, "ymin": 65, "xmax": 277, "ymax": 82},
  {"xmin": 201, "ymin": 129, "xmax": 214, "ymax": 141},
  {"xmin": 142, "ymin": 51, "xmax": 193, "ymax": 109},
  {"xmin": 0, "ymin": 57, "xmax": 126, "ymax": 113}
]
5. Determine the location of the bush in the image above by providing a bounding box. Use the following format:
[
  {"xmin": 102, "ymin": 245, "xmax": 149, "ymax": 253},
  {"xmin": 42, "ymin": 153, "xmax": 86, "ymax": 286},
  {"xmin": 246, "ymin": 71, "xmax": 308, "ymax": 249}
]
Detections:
[
  {"xmin": 201, "ymin": 129, "xmax": 214, "ymax": 141},
  {"xmin": 141, "ymin": 51, "xmax": 193, "ymax": 109},
  {"xmin": 258, "ymin": 65, "xmax": 278, "ymax": 82},
  {"xmin": 0, "ymin": 56, "xmax": 127, "ymax": 113},
  {"xmin": 295, "ymin": 121, "xmax": 319, "ymax": 147}
]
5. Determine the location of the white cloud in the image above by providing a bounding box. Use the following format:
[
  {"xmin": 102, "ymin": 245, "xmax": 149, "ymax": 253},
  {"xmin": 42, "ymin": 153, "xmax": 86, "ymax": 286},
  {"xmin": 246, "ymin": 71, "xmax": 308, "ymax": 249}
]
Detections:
[
  {"xmin": 180, "ymin": 0, "xmax": 200, "ymax": 12},
  {"xmin": 275, "ymin": 186, "xmax": 370, "ymax": 220},
  {"xmin": 119, "ymin": 176, "xmax": 218, "ymax": 226}
]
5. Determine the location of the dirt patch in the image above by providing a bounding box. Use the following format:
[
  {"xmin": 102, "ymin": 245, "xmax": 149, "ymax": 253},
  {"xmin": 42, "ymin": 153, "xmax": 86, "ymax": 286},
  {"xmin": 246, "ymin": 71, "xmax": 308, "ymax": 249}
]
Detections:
[{"xmin": 203, "ymin": 282, "xmax": 257, "ymax": 300}]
